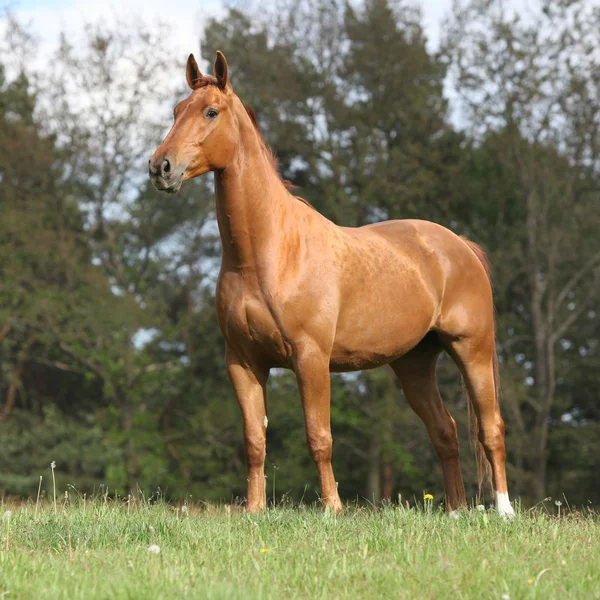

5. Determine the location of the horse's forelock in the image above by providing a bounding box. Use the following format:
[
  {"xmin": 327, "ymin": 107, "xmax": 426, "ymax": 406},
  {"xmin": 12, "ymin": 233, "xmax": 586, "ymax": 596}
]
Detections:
[{"xmin": 190, "ymin": 75, "xmax": 221, "ymax": 90}]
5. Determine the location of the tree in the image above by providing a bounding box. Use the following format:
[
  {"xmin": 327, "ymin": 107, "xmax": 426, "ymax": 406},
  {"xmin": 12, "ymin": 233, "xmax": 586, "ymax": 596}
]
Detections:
[
  {"xmin": 39, "ymin": 20, "xmax": 225, "ymax": 491},
  {"xmin": 445, "ymin": 0, "xmax": 600, "ymax": 501},
  {"xmin": 0, "ymin": 37, "xmax": 131, "ymax": 493},
  {"xmin": 1, "ymin": 0, "xmax": 598, "ymax": 507}
]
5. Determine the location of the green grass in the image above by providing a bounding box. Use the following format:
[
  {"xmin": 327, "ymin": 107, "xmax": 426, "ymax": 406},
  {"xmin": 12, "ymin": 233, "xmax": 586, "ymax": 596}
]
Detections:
[{"xmin": 0, "ymin": 498, "xmax": 599, "ymax": 599}]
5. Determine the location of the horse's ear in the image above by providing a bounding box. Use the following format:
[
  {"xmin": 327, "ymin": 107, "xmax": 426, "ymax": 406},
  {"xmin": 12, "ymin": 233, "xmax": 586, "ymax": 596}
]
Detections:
[
  {"xmin": 186, "ymin": 54, "xmax": 203, "ymax": 89},
  {"xmin": 214, "ymin": 51, "xmax": 230, "ymax": 90}
]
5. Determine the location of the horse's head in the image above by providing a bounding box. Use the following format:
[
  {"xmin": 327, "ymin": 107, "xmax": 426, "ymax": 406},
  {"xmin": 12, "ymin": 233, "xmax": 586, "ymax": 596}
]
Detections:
[{"xmin": 149, "ymin": 51, "xmax": 237, "ymax": 193}]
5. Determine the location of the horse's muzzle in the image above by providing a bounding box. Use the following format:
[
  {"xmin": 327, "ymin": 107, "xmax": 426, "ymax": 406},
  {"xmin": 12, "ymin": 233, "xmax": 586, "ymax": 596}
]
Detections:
[{"xmin": 148, "ymin": 156, "xmax": 184, "ymax": 194}]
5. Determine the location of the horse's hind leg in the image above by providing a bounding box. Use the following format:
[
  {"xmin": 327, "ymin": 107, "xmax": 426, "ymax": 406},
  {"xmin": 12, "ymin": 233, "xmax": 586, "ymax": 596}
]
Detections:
[
  {"xmin": 445, "ymin": 332, "xmax": 514, "ymax": 517},
  {"xmin": 391, "ymin": 335, "xmax": 466, "ymax": 513}
]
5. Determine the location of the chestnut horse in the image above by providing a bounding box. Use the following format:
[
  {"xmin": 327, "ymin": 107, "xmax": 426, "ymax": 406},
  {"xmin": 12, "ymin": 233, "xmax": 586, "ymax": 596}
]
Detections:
[{"xmin": 149, "ymin": 51, "xmax": 514, "ymax": 517}]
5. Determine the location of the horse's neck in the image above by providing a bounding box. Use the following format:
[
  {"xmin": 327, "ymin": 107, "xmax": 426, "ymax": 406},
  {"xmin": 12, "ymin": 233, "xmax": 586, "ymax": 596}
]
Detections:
[{"xmin": 214, "ymin": 124, "xmax": 292, "ymax": 274}]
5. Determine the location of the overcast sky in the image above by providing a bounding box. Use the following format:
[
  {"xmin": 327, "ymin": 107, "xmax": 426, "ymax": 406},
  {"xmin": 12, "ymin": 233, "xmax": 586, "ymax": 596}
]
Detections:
[
  {"xmin": 6, "ymin": 0, "xmax": 538, "ymax": 139},
  {"xmin": 12, "ymin": 0, "xmax": 484, "ymax": 60}
]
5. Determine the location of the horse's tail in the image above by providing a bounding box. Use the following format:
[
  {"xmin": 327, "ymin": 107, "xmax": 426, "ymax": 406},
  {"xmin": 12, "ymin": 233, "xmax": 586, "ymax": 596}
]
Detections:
[{"xmin": 460, "ymin": 237, "xmax": 495, "ymax": 499}]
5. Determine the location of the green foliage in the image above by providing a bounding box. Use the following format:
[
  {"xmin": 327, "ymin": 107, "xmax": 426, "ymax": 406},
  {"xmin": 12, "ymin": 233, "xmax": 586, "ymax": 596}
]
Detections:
[
  {"xmin": 0, "ymin": 0, "xmax": 598, "ymax": 509},
  {"xmin": 0, "ymin": 407, "xmax": 121, "ymax": 497}
]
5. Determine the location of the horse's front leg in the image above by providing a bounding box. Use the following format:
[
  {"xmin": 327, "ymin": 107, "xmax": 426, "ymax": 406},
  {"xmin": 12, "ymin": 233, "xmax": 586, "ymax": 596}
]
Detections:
[
  {"xmin": 294, "ymin": 343, "xmax": 342, "ymax": 513},
  {"xmin": 226, "ymin": 346, "xmax": 269, "ymax": 513}
]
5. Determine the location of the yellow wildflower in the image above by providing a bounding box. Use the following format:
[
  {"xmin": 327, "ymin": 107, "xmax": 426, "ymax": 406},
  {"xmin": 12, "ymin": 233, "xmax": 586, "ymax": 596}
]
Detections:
[
  {"xmin": 260, "ymin": 548, "xmax": 270, "ymax": 553},
  {"xmin": 424, "ymin": 494, "xmax": 434, "ymax": 500},
  {"xmin": 527, "ymin": 579, "xmax": 533, "ymax": 584}
]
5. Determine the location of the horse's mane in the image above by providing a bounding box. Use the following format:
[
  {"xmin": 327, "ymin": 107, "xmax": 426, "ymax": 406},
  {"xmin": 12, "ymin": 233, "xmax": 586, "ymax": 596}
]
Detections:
[
  {"xmin": 190, "ymin": 76, "xmax": 311, "ymax": 207},
  {"xmin": 241, "ymin": 104, "xmax": 307, "ymax": 197}
]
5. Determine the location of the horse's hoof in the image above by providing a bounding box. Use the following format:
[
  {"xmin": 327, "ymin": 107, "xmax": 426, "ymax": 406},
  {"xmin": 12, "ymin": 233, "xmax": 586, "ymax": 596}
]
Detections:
[{"xmin": 498, "ymin": 507, "xmax": 515, "ymax": 519}]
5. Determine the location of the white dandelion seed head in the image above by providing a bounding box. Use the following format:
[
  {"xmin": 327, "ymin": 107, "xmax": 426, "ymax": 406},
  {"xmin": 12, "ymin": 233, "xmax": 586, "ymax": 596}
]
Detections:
[
  {"xmin": 147, "ymin": 544, "xmax": 161, "ymax": 554},
  {"xmin": 477, "ymin": 505, "xmax": 486, "ymax": 512},
  {"xmin": 502, "ymin": 593, "xmax": 510, "ymax": 600},
  {"xmin": 555, "ymin": 500, "xmax": 562, "ymax": 507},
  {"xmin": 181, "ymin": 505, "xmax": 188, "ymax": 514},
  {"xmin": 50, "ymin": 461, "xmax": 56, "ymax": 469},
  {"xmin": 3, "ymin": 510, "xmax": 12, "ymax": 520}
]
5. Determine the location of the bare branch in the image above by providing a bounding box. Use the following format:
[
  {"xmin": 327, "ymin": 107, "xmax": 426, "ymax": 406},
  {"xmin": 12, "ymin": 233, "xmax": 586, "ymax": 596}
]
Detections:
[
  {"xmin": 129, "ymin": 361, "xmax": 181, "ymax": 388},
  {"xmin": 32, "ymin": 358, "xmax": 82, "ymax": 373},
  {"xmin": 58, "ymin": 341, "xmax": 108, "ymax": 385},
  {"xmin": 552, "ymin": 270, "xmax": 600, "ymax": 343},
  {"xmin": 0, "ymin": 322, "xmax": 11, "ymax": 344},
  {"xmin": 552, "ymin": 250, "xmax": 600, "ymax": 316}
]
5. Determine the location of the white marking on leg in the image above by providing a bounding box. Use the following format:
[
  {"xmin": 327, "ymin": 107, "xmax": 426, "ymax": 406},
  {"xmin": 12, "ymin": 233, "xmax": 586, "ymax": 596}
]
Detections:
[
  {"xmin": 264, "ymin": 416, "xmax": 268, "ymax": 429},
  {"xmin": 495, "ymin": 491, "xmax": 515, "ymax": 518}
]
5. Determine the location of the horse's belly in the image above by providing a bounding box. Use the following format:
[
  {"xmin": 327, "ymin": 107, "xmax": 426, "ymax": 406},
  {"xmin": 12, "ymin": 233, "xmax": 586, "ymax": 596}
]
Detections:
[
  {"xmin": 330, "ymin": 324, "xmax": 429, "ymax": 371},
  {"xmin": 330, "ymin": 285, "xmax": 436, "ymax": 371}
]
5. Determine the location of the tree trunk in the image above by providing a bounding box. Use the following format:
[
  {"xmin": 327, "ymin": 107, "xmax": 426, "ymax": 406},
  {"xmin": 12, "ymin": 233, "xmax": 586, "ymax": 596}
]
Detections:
[
  {"xmin": 530, "ymin": 311, "xmax": 549, "ymax": 501},
  {"xmin": 382, "ymin": 462, "xmax": 394, "ymax": 501},
  {"xmin": 367, "ymin": 435, "xmax": 381, "ymax": 505},
  {"xmin": 119, "ymin": 396, "xmax": 138, "ymax": 496},
  {"xmin": 0, "ymin": 323, "xmax": 11, "ymax": 343},
  {"xmin": 526, "ymin": 188, "xmax": 554, "ymax": 502},
  {"xmin": 2, "ymin": 357, "xmax": 25, "ymax": 421},
  {"xmin": 381, "ymin": 374, "xmax": 396, "ymax": 502},
  {"xmin": 1, "ymin": 336, "xmax": 34, "ymax": 421}
]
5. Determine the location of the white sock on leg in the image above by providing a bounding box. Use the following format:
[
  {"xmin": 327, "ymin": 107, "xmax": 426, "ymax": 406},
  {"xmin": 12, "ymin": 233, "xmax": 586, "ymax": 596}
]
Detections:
[{"xmin": 495, "ymin": 491, "xmax": 515, "ymax": 518}]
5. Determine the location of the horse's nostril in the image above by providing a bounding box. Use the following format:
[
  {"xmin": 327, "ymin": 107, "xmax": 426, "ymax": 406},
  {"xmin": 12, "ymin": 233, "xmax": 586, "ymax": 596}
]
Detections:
[{"xmin": 162, "ymin": 158, "xmax": 171, "ymax": 175}]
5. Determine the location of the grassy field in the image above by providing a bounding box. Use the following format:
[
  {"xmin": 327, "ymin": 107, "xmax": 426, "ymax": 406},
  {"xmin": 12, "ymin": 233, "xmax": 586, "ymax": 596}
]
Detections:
[{"xmin": 0, "ymin": 496, "xmax": 598, "ymax": 599}]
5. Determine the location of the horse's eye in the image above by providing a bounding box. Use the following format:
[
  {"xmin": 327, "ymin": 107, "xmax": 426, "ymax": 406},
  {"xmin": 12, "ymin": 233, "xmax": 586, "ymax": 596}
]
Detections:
[{"xmin": 206, "ymin": 108, "xmax": 219, "ymax": 119}]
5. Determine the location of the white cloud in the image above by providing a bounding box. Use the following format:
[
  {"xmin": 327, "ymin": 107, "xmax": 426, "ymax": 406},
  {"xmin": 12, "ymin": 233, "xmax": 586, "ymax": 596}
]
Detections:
[
  {"xmin": 10, "ymin": 0, "xmax": 224, "ymax": 71},
  {"xmin": 12, "ymin": 0, "xmax": 454, "ymax": 58},
  {"xmin": 9, "ymin": 0, "xmax": 547, "ymax": 71}
]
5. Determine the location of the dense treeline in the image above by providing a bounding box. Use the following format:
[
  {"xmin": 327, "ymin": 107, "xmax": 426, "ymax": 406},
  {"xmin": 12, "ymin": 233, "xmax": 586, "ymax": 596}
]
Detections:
[{"xmin": 0, "ymin": 0, "xmax": 598, "ymax": 507}]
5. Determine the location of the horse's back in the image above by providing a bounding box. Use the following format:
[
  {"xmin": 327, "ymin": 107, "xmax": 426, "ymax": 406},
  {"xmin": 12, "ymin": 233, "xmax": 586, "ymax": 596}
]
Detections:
[
  {"xmin": 358, "ymin": 218, "xmax": 489, "ymax": 288},
  {"xmin": 341, "ymin": 218, "xmax": 472, "ymax": 300},
  {"xmin": 359, "ymin": 219, "xmax": 461, "ymax": 254}
]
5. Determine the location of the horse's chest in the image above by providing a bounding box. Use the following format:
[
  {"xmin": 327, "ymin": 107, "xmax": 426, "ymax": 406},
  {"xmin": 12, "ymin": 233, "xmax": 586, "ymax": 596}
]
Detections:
[{"xmin": 217, "ymin": 283, "xmax": 288, "ymax": 364}]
